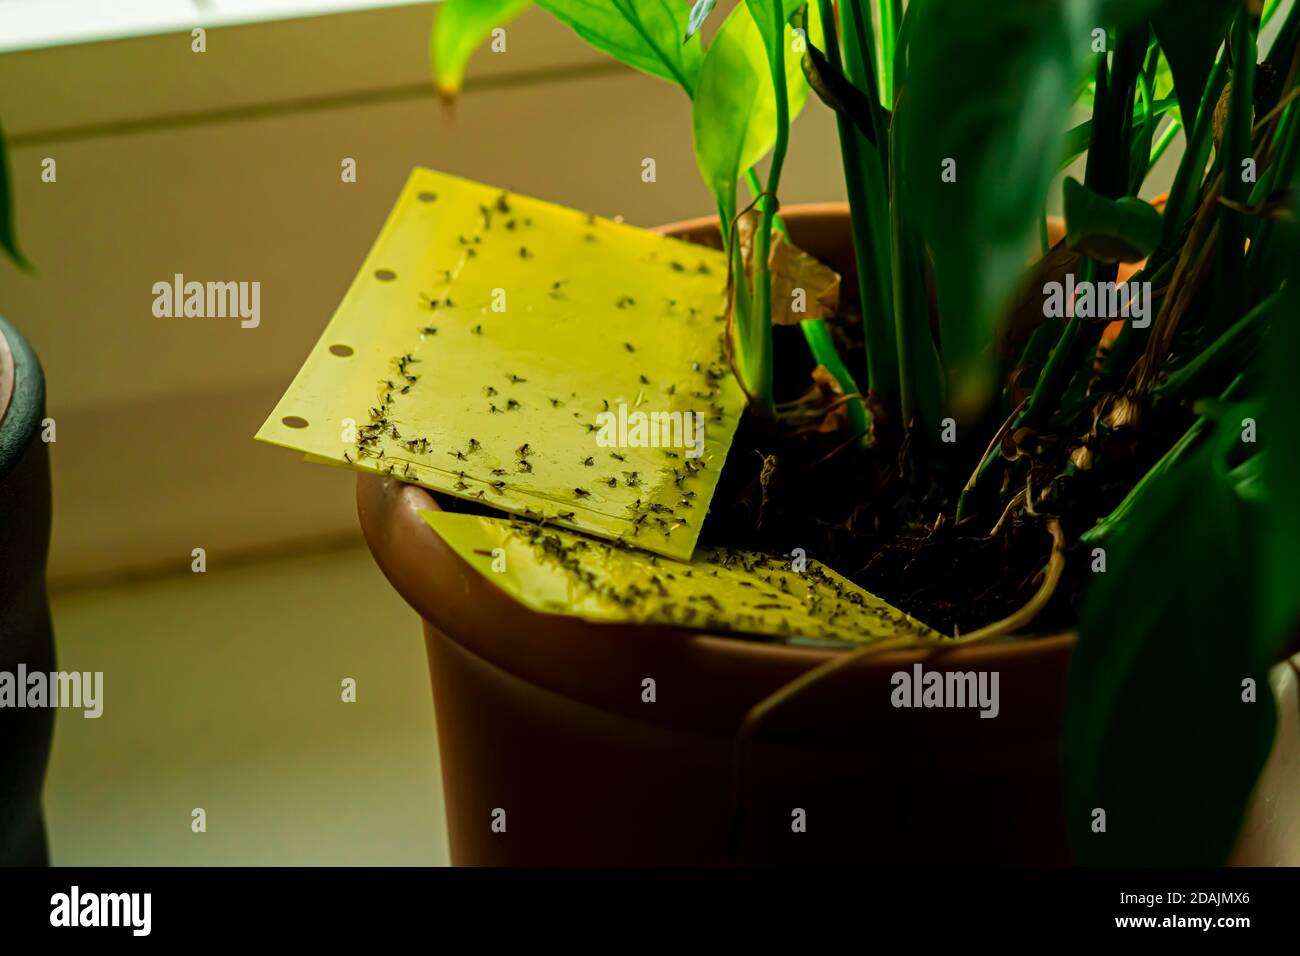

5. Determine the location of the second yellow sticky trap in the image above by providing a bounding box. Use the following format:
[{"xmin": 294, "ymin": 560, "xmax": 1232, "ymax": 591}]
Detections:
[{"xmin": 423, "ymin": 511, "xmax": 943, "ymax": 646}]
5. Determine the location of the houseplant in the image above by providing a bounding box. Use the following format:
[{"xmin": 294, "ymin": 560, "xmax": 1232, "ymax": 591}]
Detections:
[{"xmin": 359, "ymin": 0, "xmax": 1300, "ymax": 864}]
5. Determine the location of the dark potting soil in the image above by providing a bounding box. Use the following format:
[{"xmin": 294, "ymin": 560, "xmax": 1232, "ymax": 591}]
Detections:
[
  {"xmin": 696, "ymin": 408, "xmax": 1077, "ymax": 638},
  {"xmin": 695, "ymin": 323, "xmax": 1087, "ymax": 638}
]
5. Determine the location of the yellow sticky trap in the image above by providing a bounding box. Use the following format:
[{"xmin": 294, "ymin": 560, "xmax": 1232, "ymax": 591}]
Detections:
[
  {"xmin": 257, "ymin": 168, "xmax": 745, "ymax": 560},
  {"xmin": 423, "ymin": 511, "xmax": 942, "ymax": 646}
]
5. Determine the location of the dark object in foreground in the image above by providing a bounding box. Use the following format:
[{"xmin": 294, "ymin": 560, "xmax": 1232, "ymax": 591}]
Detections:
[{"xmin": 0, "ymin": 314, "xmax": 55, "ymax": 867}]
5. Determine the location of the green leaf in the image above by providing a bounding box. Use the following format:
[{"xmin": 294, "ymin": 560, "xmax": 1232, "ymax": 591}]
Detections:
[
  {"xmin": 898, "ymin": 0, "xmax": 1157, "ymax": 385},
  {"xmin": 684, "ymin": 0, "xmax": 717, "ymax": 42},
  {"xmin": 1062, "ymin": 176, "xmax": 1162, "ymax": 262},
  {"xmin": 1151, "ymin": 0, "xmax": 1235, "ymax": 128},
  {"xmin": 744, "ymin": 0, "xmax": 818, "ymax": 83},
  {"xmin": 537, "ymin": 0, "xmax": 705, "ymax": 95},
  {"xmin": 691, "ymin": 2, "xmax": 809, "ymax": 228},
  {"xmin": 1229, "ymin": 451, "xmax": 1269, "ymax": 503},
  {"xmin": 1259, "ymin": 191, "xmax": 1300, "ymax": 647},
  {"xmin": 0, "ymin": 119, "xmax": 30, "ymax": 272},
  {"xmin": 1152, "ymin": 45, "xmax": 1176, "ymax": 102},
  {"xmin": 1066, "ymin": 424, "xmax": 1280, "ymax": 865},
  {"xmin": 429, "ymin": 0, "xmax": 534, "ymax": 98}
]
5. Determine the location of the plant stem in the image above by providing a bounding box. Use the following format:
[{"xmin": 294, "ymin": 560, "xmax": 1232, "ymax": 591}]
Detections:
[
  {"xmin": 1245, "ymin": 40, "xmax": 1300, "ymax": 297},
  {"xmin": 1084, "ymin": 47, "xmax": 1111, "ymax": 193},
  {"xmin": 1147, "ymin": 117, "xmax": 1181, "ymax": 170},
  {"xmin": 746, "ymin": 167, "xmax": 787, "ymax": 237},
  {"xmin": 889, "ymin": 115, "xmax": 943, "ymax": 435},
  {"xmin": 1208, "ymin": 5, "xmax": 1258, "ymax": 336},
  {"xmin": 876, "ymin": 0, "xmax": 901, "ymax": 106},
  {"xmin": 723, "ymin": 192, "xmax": 752, "ymax": 393},
  {"xmin": 745, "ymin": 168, "xmax": 871, "ymax": 438},
  {"xmin": 1158, "ymin": 58, "xmax": 1227, "ymax": 252},
  {"xmin": 839, "ymin": 0, "xmax": 891, "ymax": 170},
  {"xmin": 1129, "ymin": 68, "xmax": 1155, "ymax": 194},
  {"xmin": 1021, "ymin": 262, "xmax": 1100, "ymax": 428},
  {"xmin": 744, "ymin": 0, "xmax": 793, "ymax": 419},
  {"xmin": 1090, "ymin": 25, "xmax": 1145, "ymax": 199},
  {"xmin": 818, "ymin": 0, "xmax": 898, "ymax": 409}
]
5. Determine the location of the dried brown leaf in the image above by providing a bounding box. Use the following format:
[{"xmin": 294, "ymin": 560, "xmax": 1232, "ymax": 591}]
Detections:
[{"xmin": 736, "ymin": 213, "xmax": 841, "ymax": 325}]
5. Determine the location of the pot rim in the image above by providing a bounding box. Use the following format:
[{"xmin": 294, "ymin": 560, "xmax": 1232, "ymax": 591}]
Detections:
[{"xmin": 652, "ymin": 201, "xmax": 851, "ymax": 241}]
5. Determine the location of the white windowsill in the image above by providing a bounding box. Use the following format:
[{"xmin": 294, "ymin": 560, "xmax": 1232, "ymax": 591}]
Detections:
[{"xmin": 0, "ymin": 0, "xmax": 431, "ymax": 54}]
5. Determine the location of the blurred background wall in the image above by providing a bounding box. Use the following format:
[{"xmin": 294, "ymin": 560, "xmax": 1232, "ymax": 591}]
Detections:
[{"xmin": 0, "ymin": 0, "xmax": 847, "ymax": 587}]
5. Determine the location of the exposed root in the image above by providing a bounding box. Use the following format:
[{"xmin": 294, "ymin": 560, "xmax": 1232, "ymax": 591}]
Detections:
[
  {"xmin": 950, "ymin": 519, "xmax": 1065, "ymax": 645},
  {"xmin": 809, "ymin": 426, "xmax": 871, "ymax": 467},
  {"xmin": 988, "ymin": 487, "xmax": 1028, "ymax": 537}
]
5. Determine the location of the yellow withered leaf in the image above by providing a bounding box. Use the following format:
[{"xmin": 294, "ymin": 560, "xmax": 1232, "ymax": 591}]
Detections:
[
  {"xmin": 257, "ymin": 168, "xmax": 746, "ymax": 560},
  {"xmin": 423, "ymin": 511, "xmax": 943, "ymax": 646},
  {"xmin": 735, "ymin": 210, "xmax": 841, "ymax": 324}
]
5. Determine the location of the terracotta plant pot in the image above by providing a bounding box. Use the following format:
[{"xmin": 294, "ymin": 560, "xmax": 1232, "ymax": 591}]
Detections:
[{"xmin": 357, "ymin": 206, "xmax": 1300, "ymax": 866}]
